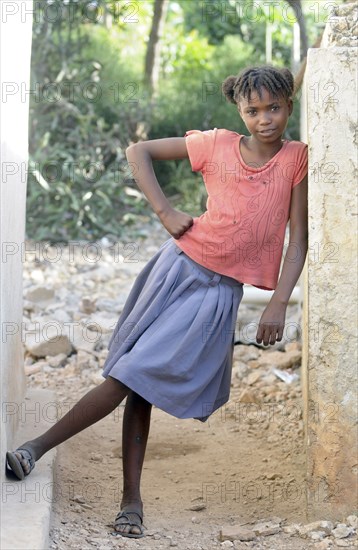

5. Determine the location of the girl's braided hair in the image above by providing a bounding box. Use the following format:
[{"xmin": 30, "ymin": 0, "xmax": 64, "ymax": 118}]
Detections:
[{"xmin": 222, "ymin": 65, "xmax": 295, "ymax": 105}]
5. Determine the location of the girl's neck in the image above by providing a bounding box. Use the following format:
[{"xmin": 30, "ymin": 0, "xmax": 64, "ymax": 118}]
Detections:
[{"xmin": 241, "ymin": 135, "xmax": 285, "ymax": 166}]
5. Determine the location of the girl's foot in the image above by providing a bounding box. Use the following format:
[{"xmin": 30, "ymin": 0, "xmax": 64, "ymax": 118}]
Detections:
[
  {"xmin": 6, "ymin": 444, "xmax": 37, "ymax": 480},
  {"xmin": 113, "ymin": 502, "xmax": 145, "ymax": 538}
]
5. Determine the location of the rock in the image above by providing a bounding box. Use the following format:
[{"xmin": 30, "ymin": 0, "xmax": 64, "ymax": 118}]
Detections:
[
  {"xmin": 282, "ymin": 524, "xmax": 302, "ymax": 536},
  {"xmin": 70, "ymin": 504, "xmax": 82, "ymax": 513},
  {"xmin": 308, "ymin": 531, "xmax": 327, "ymax": 541},
  {"xmin": 220, "ymin": 542, "xmax": 234, "ymax": 548},
  {"xmin": 247, "ymin": 360, "xmax": 260, "ymax": 369},
  {"xmin": 332, "ymin": 525, "xmax": 354, "ymax": 539},
  {"xmin": 70, "ymin": 495, "xmax": 85, "ymax": 504},
  {"xmin": 257, "ymin": 350, "xmax": 301, "ymax": 369},
  {"xmin": 346, "ymin": 515, "xmax": 358, "ymax": 529},
  {"xmin": 24, "ymin": 360, "xmax": 47, "ymax": 375},
  {"xmin": 335, "ymin": 2, "xmax": 358, "ymax": 17},
  {"xmin": 233, "ymin": 344, "xmax": 260, "ymax": 362},
  {"xmin": 87, "ymin": 312, "xmax": 118, "ymax": 334},
  {"xmin": 70, "ymin": 323, "xmax": 99, "ymax": 353},
  {"xmin": 95, "ymin": 297, "xmax": 122, "ymax": 313},
  {"xmin": 90, "ymin": 452, "xmax": 103, "ymax": 462},
  {"xmin": 335, "ymin": 540, "xmax": 353, "ymax": 547},
  {"xmin": 219, "ymin": 526, "xmax": 256, "ymax": 542},
  {"xmin": 265, "ymin": 473, "xmax": 281, "ymax": 480},
  {"xmin": 23, "ymin": 299, "xmax": 37, "ymax": 312},
  {"xmin": 232, "ymin": 362, "xmax": 250, "ymax": 380},
  {"xmin": 88, "ymin": 537, "xmax": 112, "ymax": 545},
  {"xmin": 298, "ymin": 520, "xmax": 334, "ymax": 537},
  {"xmin": 25, "ymin": 285, "xmax": 55, "ymax": 304},
  {"xmin": 189, "ymin": 504, "xmax": 206, "ymax": 511},
  {"xmin": 76, "ymin": 350, "xmax": 97, "ymax": 370},
  {"xmin": 314, "ymin": 540, "xmax": 332, "ymax": 549},
  {"xmin": 191, "ymin": 516, "xmax": 201, "ymax": 524},
  {"xmin": 48, "ymin": 309, "xmax": 72, "ymax": 324},
  {"xmin": 246, "ymin": 371, "xmax": 261, "ymax": 385},
  {"xmin": 260, "ymin": 373, "xmax": 277, "ymax": 385},
  {"xmin": 84, "ymin": 264, "xmax": 116, "ymax": 282},
  {"xmin": 238, "ymin": 388, "xmax": 261, "ymax": 404},
  {"xmin": 25, "ymin": 326, "xmax": 72, "ymax": 358},
  {"xmin": 47, "ymin": 353, "xmax": 68, "ymax": 368},
  {"xmin": 79, "ymin": 297, "xmax": 97, "ymax": 314},
  {"xmin": 284, "ymin": 341, "xmax": 301, "ymax": 352},
  {"xmin": 80, "ymin": 503, "xmax": 93, "ymax": 510},
  {"xmin": 252, "ymin": 521, "xmax": 281, "ymax": 536}
]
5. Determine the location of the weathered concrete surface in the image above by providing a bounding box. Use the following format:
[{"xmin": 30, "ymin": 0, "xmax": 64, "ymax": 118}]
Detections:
[
  {"xmin": 304, "ymin": 1, "xmax": 358, "ymax": 521},
  {"xmin": 1, "ymin": 389, "xmax": 57, "ymax": 550}
]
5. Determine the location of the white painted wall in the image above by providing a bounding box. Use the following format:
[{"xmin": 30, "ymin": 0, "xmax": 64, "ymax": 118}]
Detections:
[{"xmin": 0, "ymin": 1, "xmax": 33, "ymax": 480}]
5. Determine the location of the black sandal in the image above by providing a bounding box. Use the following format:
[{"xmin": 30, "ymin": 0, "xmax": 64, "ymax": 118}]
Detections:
[
  {"xmin": 112, "ymin": 510, "xmax": 145, "ymax": 539},
  {"xmin": 6, "ymin": 448, "xmax": 35, "ymax": 480}
]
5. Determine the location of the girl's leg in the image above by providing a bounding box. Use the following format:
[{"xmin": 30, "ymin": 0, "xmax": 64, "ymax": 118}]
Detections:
[
  {"xmin": 10, "ymin": 377, "xmax": 128, "ymax": 473},
  {"xmin": 114, "ymin": 391, "xmax": 152, "ymax": 536}
]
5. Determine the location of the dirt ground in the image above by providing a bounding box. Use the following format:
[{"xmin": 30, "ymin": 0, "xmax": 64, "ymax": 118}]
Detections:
[{"xmin": 47, "ymin": 370, "xmax": 310, "ymax": 550}]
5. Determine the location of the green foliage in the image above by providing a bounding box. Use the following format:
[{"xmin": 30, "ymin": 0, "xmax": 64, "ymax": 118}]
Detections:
[{"xmin": 27, "ymin": 0, "xmax": 323, "ymax": 241}]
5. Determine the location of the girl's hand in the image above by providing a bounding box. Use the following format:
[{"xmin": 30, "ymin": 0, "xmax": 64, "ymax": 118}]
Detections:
[
  {"xmin": 158, "ymin": 206, "xmax": 194, "ymax": 239},
  {"xmin": 256, "ymin": 301, "xmax": 287, "ymax": 346}
]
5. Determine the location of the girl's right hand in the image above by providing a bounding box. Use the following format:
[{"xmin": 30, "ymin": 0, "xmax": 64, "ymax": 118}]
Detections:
[{"xmin": 158, "ymin": 206, "xmax": 194, "ymax": 239}]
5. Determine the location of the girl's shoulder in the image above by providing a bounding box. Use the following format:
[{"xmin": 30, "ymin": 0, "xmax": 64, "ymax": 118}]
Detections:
[
  {"xmin": 285, "ymin": 138, "xmax": 308, "ymax": 152},
  {"xmin": 185, "ymin": 128, "xmax": 239, "ymax": 137},
  {"xmin": 284, "ymin": 139, "xmax": 308, "ymax": 165}
]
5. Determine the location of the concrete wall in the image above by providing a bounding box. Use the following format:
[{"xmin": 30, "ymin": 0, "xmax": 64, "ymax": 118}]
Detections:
[
  {"xmin": 304, "ymin": 2, "xmax": 358, "ymax": 520},
  {"xmin": 1, "ymin": 2, "xmax": 33, "ymax": 479}
]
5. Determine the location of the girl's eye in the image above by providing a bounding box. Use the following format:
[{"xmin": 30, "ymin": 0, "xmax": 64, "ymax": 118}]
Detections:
[
  {"xmin": 272, "ymin": 105, "xmax": 280, "ymax": 111},
  {"xmin": 248, "ymin": 110, "xmax": 256, "ymax": 116}
]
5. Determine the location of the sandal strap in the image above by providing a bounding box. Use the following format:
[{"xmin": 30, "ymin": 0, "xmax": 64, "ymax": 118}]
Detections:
[
  {"xmin": 17, "ymin": 448, "xmax": 35, "ymax": 469},
  {"xmin": 115, "ymin": 510, "xmax": 143, "ymax": 524}
]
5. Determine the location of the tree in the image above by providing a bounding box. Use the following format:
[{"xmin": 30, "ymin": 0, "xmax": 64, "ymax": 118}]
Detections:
[
  {"xmin": 144, "ymin": 0, "xmax": 169, "ymax": 96},
  {"xmin": 286, "ymin": 0, "xmax": 308, "ymax": 59}
]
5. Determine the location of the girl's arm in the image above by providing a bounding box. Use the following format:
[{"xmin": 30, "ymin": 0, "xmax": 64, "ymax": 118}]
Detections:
[
  {"xmin": 125, "ymin": 138, "xmax": 193, "ymax": 239},
  {"xmin": 256, "ymin": 174, "xmax": 308, "ymax": 345}
]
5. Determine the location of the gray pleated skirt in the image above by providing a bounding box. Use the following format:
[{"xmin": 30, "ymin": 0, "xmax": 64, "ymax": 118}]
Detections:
[{"xmin": 102, "ymin": 237, "xmax": 244, "ymax": 422}]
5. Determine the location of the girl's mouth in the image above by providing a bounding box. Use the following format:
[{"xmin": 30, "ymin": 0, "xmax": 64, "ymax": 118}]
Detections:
[{"xmin": 258, "ymin": 129, "xmax": 275, "ymax": 135}]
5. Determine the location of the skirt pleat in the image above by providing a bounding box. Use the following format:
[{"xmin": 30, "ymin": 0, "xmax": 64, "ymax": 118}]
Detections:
[{"xmin": 102, "ymin": 238, "xmax": 244, "ymax": 422}]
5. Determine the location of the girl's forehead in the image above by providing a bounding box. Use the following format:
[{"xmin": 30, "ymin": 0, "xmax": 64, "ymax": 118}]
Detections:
[{"xmin": 240, "ymin": 89, "xmax": 282, "ymax": 106}]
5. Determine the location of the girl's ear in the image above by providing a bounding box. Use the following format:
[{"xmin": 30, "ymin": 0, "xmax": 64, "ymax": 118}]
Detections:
[{"xmin": 288, "ymin": 99, "xmax": 294, "ymax": 116}]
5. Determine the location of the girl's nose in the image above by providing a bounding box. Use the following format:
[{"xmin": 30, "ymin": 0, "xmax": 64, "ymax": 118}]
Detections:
[{"xmin": 260, "ymin": 113, "xmax": 272, "ymax": 125}]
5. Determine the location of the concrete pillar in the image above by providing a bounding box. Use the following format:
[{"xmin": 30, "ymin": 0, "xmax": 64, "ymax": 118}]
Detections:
[
  {"xmin": 0, "ymin": 2, "xmax": 33, "ymax": 480},
  {"xmin": 303, "ymin": 2, "xmax": 358, "ymax": 520}
]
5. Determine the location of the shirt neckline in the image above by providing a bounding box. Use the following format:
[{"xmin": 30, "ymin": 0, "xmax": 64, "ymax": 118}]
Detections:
[{"xmin": 233, "ymin": 132, "xmax": 288, "ymax": 173}]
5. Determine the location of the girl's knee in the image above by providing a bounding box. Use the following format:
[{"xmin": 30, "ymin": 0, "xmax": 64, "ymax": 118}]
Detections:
[{"xmin": 128, "ymin": 390, "xmax": 152, "ymax": 408}]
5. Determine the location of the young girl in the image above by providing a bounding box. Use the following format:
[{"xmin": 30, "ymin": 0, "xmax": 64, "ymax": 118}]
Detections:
[{"xmin": 6, "ymin": 65, "xmax": 308, "ymax": 539}]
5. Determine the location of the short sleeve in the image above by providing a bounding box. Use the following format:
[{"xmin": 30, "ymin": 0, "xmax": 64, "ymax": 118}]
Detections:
[
  {"xmin": 184, "ymin": 129, "xmax": 217, "ymax": 173},
  {"xmin": 292, "ymin": 143, "xmax": 308, "ymax": 188}
]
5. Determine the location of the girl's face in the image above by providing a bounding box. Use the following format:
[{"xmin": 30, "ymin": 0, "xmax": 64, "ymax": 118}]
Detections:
[{"xmin": 237, "ymin": 86, "xmax": 293, "ymax": 142}]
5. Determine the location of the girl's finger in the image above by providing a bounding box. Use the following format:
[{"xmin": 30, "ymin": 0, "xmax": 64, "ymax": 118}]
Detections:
[
  {"xmin": 256, "ymin": 324, "xmax": 264, "ymax": 343},
  {"xmin": 277, "ymin": 325, "xmax": 284, "ymax": 342},
  {"xmin": 261, "ymin": 326, "xmax": 271, "ymax": 346},
  {"xmin": 269, "ymin": 328, "xmax": 277, "ymax": 346}
]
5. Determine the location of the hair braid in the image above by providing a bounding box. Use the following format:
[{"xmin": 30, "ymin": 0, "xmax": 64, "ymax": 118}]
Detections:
[{"xmin": 222, "ymin": 65, "xmax": 294, "ymax": 106}]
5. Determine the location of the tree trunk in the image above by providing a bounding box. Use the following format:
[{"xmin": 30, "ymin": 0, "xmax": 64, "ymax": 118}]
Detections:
[
  {"xmin": 144, "ymin": 0, "xmax": 169, "ymax": 96},
  {"xmin": 293, "ymin": 31, "xmax": 323, "ymax": 95},
  {"xmin": 286, "ymin": 0, "xmax": 308, "ymax": 59}
]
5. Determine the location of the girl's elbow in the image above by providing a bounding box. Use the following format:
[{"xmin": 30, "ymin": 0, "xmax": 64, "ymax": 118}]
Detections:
[{"xmin": 126, "ymin": 143, "xmax": 138, "ymax": 155}]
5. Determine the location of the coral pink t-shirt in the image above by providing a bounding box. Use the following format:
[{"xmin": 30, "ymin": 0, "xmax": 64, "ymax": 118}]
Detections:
[{"xmin": 174, "ymin": 128, "xmax": 308, "ymax": 291}]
